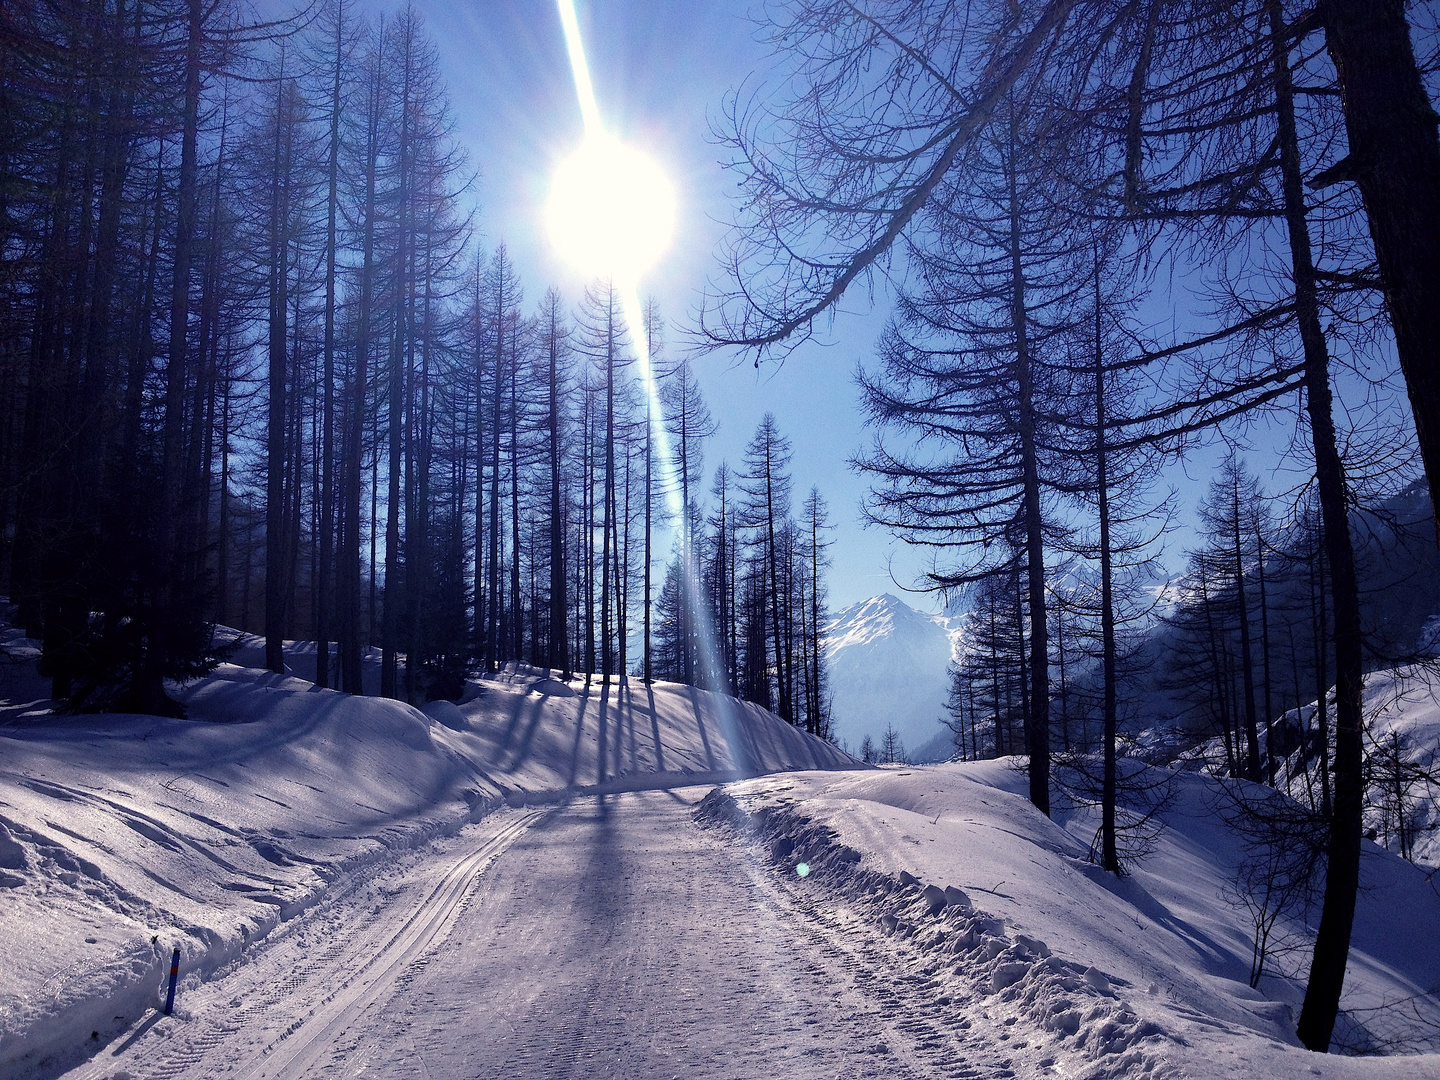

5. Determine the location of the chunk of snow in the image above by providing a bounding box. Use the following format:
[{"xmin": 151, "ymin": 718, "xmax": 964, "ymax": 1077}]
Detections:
[
  {"xmin": 1015, "ymin": 933, "xmax": 1050, "ymax": 958},
  {"xmin": 991, "ymin": 961, "xmax": 1030, "ymax": 991},
  {"xmin": 943, "ymin": 885, "xmax": 971, "ymax": 909}
]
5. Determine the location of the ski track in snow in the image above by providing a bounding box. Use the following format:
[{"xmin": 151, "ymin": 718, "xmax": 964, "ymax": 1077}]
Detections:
[
  {"xmin": 0, "ymin": 654, "xmax": 858, "ymax": 1077},
  {"xmin": 12, "ymin": 651, "xmax": 1440, "ymax": 1079},
  {"xmin": 60, "ymin": 810, "xmax": 542, "ymax": 1080},
  {"xmin": 60, "ymin": 791, "xmax": 1036, "ymax": 1080}
]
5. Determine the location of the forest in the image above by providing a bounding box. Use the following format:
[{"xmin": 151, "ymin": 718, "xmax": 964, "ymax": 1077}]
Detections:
[
  {"xmin": 0, "ymin": 0, "xmax": 835, "ymax": 735},
  {"xmin": 696, "ymin": 0, "xmax": 1440, "ymax": 1053},
  {"xmin": 4, "ymin": 0, "xmax": 1440, "ymax": 1057}
]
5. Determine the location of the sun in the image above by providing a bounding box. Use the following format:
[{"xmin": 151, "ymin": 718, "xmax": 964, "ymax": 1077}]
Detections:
[{"xmin": 546, "ymin": 133, "xmax": 677, "ymax": 283}]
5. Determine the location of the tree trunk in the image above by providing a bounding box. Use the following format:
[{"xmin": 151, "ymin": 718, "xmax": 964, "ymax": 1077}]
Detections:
[
  {"xmin": 1317, "ymin": 0, "xmax": 1440, "ymax": 544},
  {"xmin": 264, "ymin": 81, "xmax": 293, "ymax": 676},
  {"xmin": 160, "ymin": 0, "xmax": 203, "ymax": 588},
  {"xmin": 1007, "ymin": 121, "xmax": 1049, "ymax": 817},
  {"xmin": 1257, "ymin": 529, "xmax": 1275, "ymax": 782},
  {"xmin": 1274, "ymin": 2, "xmax": 1367, "ymax": 1051},
  {"xmin": 548, "ymin": 299, "xmax": 568, "ymax": 676},
  {"xmin": 643, "ymin": 316, "xmax": 654, "ymax": 683},
  {"xmin": 1094, "ymin": 267, "xmax": 1119, "ymax": 874},
  {"xmin": 341, "ymin": 45, "xmax": 381, "ymax": 695},
  {"xmin": 763, "ymin": 441, "xmax": 789, "ymax": 722},
  {"xmin": 1234, "ymin": 479, "xmax": 1262, "ymax": 783},
  {"xmin": 809, "ymin": 501, "xmax": 822, "ymax": 735},
  {"xmin": 510, "ymin": 345, "xmax": 522, "ymax": 662},
  {"xmin": 381, "ymin": 311, "xmax": 403, "ymax": 699},
  {"xmin": 601, "ymin": 293, "xmax": 615, "ymax": 684},
  {"xmin": 487, "ymin": 291, "xmax": 504, "ymax": 671},
  {"xmin": 316, "ymin": 2, "xmax": 344, "ymax": 690}
]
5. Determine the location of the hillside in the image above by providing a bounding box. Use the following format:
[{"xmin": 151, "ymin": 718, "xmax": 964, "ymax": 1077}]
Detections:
[
  {"xmin": 7, "ymin": 603, "xmax": 1440, "ymax": 1079},
  {"xmin": 1120, "ymin": 484, "xmax": 1440, "ymax": 751},
  {"xmin": 713, "ymin": 753, "xmax": 1440, "ymax": 1075},
  {"xmin": 2, "ymin": 627, "xmax": 1439, "ymax": 1077},
  {"xmin": 1176, "ymin": 661, "xmax": 1440, "ymax": 870}
]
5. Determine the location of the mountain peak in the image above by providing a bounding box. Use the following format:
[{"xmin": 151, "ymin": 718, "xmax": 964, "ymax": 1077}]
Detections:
[
  {"xmin": 824, "ymin": 593, "xmax": 961, "ymax": 759},
  {"xmin": 828, "ymin": 593, "xmax": 949, "ymax": 649}
]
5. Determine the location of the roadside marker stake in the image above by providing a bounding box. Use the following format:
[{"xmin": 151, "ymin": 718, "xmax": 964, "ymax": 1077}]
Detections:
[{"xmin": 164, "ymin": 948, "xmax": 180, "ymax": 1015}]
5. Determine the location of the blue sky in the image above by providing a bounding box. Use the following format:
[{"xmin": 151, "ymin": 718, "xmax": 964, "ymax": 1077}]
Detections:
[
  {"xmin": 405, "ymin": 0, "xmax": 916, "ymax": 609},
  {"xmin": 284, "ymin": 0, "xmax": 1418, "ymax": 613}
]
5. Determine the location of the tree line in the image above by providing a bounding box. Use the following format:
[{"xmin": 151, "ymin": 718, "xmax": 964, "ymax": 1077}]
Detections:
[
  {"xmin": 0, "ymin": 0, "xmax": 834, "ymax": 735},
  {"xmin": 701, "ymin": 0, "xmax": 1438, "ymax": 1052}
]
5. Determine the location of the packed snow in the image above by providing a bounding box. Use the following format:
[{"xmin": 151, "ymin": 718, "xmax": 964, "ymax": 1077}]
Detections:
[
  {"xmin": 0, "ymin": 637, "xmax": 851, "ymax": 1077},
  {"xmin": 2, "ymin": 625, "xmax": 1438, "ymax": 1079},
  {"xmin": 702, "ymin": 759, "xmax": 1440, "ymax": 1078}
]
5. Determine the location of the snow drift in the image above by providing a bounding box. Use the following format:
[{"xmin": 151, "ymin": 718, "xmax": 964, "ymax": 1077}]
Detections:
[{"xmin": 701, "ymin": 758, "xmax": 1440, "ymax": 1076}]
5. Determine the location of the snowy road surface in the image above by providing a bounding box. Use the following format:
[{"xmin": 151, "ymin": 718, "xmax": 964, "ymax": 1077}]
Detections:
[{"xmin": 65, "ymin": 789, "xmax": 1024, "ymax": 1080}]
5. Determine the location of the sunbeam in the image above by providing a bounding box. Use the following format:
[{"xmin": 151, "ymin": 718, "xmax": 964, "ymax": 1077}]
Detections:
[
  {"xmin": 551, "ymin": 0, "xmax": 750, "ymax": 775},
  {"xmin": 555, "ymin": 0, "xmax": 601, "ymax": 133}
]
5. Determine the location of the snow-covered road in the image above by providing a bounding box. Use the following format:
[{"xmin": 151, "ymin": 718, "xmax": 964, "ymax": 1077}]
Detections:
[{"xmin": 65, "ymin": 790, "xmax": 1024, "ymax": 1080}]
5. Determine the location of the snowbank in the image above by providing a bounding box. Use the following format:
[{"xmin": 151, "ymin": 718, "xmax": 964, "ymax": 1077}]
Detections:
[
  {"xmin": 703, "ymin": 759, "xmax": 1440, "ymax": 1078},
  {"xmin": 0, "ymin": 647, "xmax": 855, "ymax": 1075}
]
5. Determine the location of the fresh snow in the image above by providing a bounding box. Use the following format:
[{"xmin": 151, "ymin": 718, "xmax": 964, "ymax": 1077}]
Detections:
[
  {"xmin": 708, "ymin": 758, "xmax": 1440, "ymax": 1077},
  {"xmin": 1, "ymin": 626, "xmax": 1438, "ymax": 1079}
]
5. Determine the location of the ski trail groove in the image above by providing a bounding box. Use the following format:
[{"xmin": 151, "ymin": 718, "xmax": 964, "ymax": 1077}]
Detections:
[
  {"xmin": 327, "ymin": 790, "xmax": 1027, "ymax": 1079},
  {"xmin": 69, "ymin": 809, "xmax": 544, "ymax": 1080},
  {"xmin": 234, "ymin": 809, "xmax": 544, "ymax": 1079}
]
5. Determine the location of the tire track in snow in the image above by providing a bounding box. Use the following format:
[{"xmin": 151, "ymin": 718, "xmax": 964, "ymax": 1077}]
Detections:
[
  {"xmin": 753, "ymin": 868, "xmax": 1024, "ymax": 1079},
  {"xmin": 701, "ymin": 790, "xmax": 1176, "ymax": 1080},
  {"xmin": 76, "ymin": 793, "xmax": 1024, "ymax": 1080},
  {"xmin": 327, "ymin": 790, "xmax": 1009, "ymax": 1080}
]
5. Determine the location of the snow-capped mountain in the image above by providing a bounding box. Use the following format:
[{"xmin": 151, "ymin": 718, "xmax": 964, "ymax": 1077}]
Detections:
[{"xmin": 825, "ymin": 594, "xmax": 961, "ymax": 759}]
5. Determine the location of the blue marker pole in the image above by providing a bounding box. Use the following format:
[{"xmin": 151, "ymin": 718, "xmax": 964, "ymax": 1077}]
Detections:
[{"xmin": 163, "ymin": 948, "xmax": 180, "ymax": 1015}]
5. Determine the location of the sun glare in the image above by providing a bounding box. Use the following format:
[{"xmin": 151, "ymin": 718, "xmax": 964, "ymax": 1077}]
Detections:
[
  {"xmin": 546, "ymin": 0, "xmax": 744, "ymax": 772},
  {"xmin": 546, "ymin": 133, "xmax": 677, "ymax": 283}
]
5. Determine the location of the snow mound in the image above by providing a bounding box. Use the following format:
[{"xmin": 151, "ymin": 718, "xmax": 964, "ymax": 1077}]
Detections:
[{"xmin": 696, "ymin": 787, "xmax": 1177, "ymax": 1079}]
